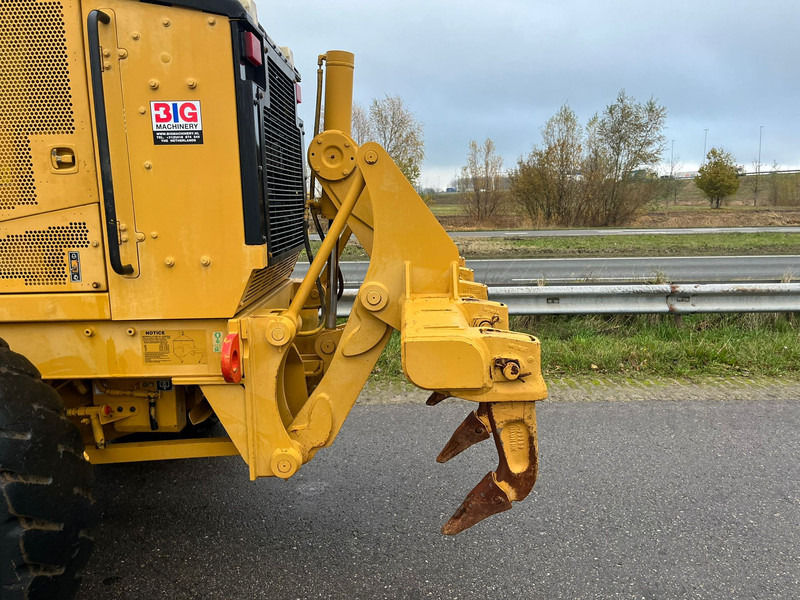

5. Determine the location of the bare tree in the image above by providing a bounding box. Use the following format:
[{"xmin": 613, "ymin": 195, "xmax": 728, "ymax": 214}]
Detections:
[
  {"xmin": 351, "ymin": 102, "xmax": 373, "ymax": 146},
  {"xmin": 369, "ymin": 95, "xmax": 425, "ymax": 187},
  {"xmin": 461, "ymin": 138, "xmax": 506, "ymax": 223},
  {"xmin": 744, "ymin": 159, "xmax": 763, "ymax": 206},
  {"xmin": 510, "ymin": 104, "xmax": 586, "ymax": 225},
  {"xmin": 510, "ymin": 93, "xmax": 665, "ymax": 227},
  {"xmin": 595, "ymin": 90, "xmax": 667, "ymax": 223},
  {"xmin": 665, "ymin": 151, "xmax": 682, "ymax": 206}
]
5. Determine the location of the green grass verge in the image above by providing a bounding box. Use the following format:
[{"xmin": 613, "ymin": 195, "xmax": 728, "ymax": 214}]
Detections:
[
  {"xmin": 370, "ymin": 313, "xmax": 800, "ymax": 383},
  {"xmin": 518, "ymin": 313, "xmax": 800, "ymax": 379},
  {"xmin": 456, "ymin": 232, "xmax": 800, "ymax": 259},
  {"xmin": 303, "ymin": 232, "xmax": 800, "ymax": 263}
]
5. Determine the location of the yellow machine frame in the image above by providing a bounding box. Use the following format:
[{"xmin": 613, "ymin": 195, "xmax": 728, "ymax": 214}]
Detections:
[{"xmin": 0, "ymin": 0, "xmax": 547, "ymax": 533}]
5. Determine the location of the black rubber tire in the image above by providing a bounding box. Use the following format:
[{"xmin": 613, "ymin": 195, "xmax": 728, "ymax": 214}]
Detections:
[{"xmin": 0, "ymin": 338, "xmax": 97, "ymax": 600}]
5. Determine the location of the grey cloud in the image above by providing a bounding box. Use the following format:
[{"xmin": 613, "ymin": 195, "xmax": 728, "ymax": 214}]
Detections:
[{"xmin": 259, "ymin": 0, "xmax": 800, "ymax": 178}]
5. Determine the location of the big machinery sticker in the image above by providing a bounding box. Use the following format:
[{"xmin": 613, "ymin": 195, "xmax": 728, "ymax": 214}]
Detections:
[{"xmin": 150, "ymin": 101, "xmax": 203, "ymax": 144}]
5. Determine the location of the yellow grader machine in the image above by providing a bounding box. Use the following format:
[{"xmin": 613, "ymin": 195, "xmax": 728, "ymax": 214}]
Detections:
[{"xmin": 0, "ymin": 0, "xmax": 548, "ymax": 597}]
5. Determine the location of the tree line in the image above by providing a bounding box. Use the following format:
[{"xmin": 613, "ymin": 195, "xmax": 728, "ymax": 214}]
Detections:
[
  {"xmin": 346, "ymin": 92, "xmax": 789, "ymax": 223},
  {"xmin": 456, "ymin": 92, "xmax": 769, "ymax": 224},
  {"xmin": 461, "ymin": 91, "xmax": 670, "ymax": 226}
]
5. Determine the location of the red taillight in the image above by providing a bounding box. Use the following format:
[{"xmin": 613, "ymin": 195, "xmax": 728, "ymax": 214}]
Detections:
[
  {"xmin": 295, "ymin": 82, "xmax": 302, "ymax": 104},
  {"xmin": 243, "ymin": 31, "xmax": 262, "ymax": 67}
]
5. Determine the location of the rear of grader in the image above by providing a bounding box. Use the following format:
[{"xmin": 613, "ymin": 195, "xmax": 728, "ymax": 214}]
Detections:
[{"xmin": 0, "ymin": 0, "xmax": 548, "ymax": 597}]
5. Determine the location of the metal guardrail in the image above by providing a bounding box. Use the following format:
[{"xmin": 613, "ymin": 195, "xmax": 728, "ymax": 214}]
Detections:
[{"xmin": 336, "ymin": 283, "xmax": 800, "ymax": 316}]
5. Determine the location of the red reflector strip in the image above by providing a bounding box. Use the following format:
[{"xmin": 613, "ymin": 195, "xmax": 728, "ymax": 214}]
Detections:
[
  {"xmin": 295, "ymin": 82, "xmax": 302, "ymax": 104},
  {"xmin": 243, "ymin": 31, "xmax": 262, "ymax": 67}
]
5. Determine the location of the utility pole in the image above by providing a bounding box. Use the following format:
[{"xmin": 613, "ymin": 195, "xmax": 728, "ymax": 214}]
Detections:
[
  {"xmin": 670, "ymin": 139, "xmax": 676, "ymax": 205},
  {"xmin": 755, "ymin": 125, "xmax": 764, "ymax": 206},
  {"xmin": 702, "ymin": 128, "xmax": 709, "ymax": 166}
]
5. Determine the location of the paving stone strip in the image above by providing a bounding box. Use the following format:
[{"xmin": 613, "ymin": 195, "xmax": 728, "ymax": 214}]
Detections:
[{"xmin": 358, "ymin": 377, "xmax": 800, "ymax": 405}]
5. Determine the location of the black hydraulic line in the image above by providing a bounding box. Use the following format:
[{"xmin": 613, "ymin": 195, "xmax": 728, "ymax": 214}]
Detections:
[
  {"xmin": 312, "ymin": 213, "xmax": 345, "ymax": 303},
  {"xmin": 302, "ymin": 218, "xmax": 326, "ymax": 316},
  {"xmin": 337, "ymin": 262, "xmax": 344, "ymax": 301}
]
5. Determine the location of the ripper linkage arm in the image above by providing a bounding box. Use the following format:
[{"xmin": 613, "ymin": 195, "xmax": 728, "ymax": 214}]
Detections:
[
  {"xmin": 246, "ymin": 50, "xmax": 547, "ymax": 534},
  {"xmin": 274, "ymin": 134, "xmax": 549, "ymax": 533}
]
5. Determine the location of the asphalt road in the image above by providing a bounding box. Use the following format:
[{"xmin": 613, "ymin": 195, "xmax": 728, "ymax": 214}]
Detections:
[
  {"xmin": 310, "ymin": 226, "xmax": 800, "ymax": 241},
  {"xmin": 78, "ymin": 397, "xmax": 799, "ymax": 600},
  {"xmin": 295, "ymin": 255, "xmax": 800, "ymax": 286}
]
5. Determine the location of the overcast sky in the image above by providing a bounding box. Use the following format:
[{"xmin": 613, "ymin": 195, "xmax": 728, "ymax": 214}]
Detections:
[{"xmin": 257, "ymin": 0, "xmax": 799, "ymax": 189}]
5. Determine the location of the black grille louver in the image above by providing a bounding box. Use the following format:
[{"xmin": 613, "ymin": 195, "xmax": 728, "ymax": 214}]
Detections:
[{"xmin": 263, "ymin": 58, "xmax": 305, "ymax": 260}]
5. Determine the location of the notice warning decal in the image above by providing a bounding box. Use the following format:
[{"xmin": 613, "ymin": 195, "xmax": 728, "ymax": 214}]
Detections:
[
  {"xmin": 141, "ymin": 329, "xmax": 208, "ymax": 365},
  {"xmin": 150, "ymin": 101, "xmax": 203, "ymax": 145}
]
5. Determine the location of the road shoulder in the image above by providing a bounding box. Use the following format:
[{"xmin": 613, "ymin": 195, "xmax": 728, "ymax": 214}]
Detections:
[{"xmin": 359, "ymin": 377, "xmax": 800, "ymax": 405}]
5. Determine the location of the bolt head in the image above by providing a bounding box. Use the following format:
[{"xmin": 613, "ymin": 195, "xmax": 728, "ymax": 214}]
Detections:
[
  {"xmin": 364, "ymin": 150, "xmax": 378, "ymax": 164},
  {"xmin": 502, "ymin": 362, "xmax": 521, "ymax": 380}
]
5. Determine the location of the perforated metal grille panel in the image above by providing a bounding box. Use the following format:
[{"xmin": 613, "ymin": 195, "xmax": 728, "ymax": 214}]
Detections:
[
  {"xmin": 0, "ymin": 1, "xmax": 75, "ymax": 211},
  {"xmin": 263, "ymin": 58, "xmax": 305, "ymax": 258},
  {"xmin": 0, "ymin": 222, "xmax": 89, "ymax": 285}
]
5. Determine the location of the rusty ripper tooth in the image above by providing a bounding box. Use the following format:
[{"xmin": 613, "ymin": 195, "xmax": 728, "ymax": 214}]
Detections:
[
  {"xmin": 440, "ymin": 402, "xmax": 540, "ymax": 534},
  {"xmin": 441, "ymin": 472, "xmax": 512, "ymax": 535},
  {"xmin": 436, "ymin": 410, "xmax": 491, "ymax": 463},
  {"xmin": 426, "ymin": 391, "xmax": 450, "ymax": 406}
]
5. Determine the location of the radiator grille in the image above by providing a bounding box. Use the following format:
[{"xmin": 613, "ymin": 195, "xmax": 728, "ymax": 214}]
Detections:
[
  {"xmin": 0, "ymin": 222, "xmax": 89, "ymax": 285},
  {"xmin": 239, "ymin": 253, "xmax": 298, "ymax": 309},
  {"xmin": 263, "ymin": 58, "xmax": 305, "ymax": 259},
  {"xmin": 0, "ymin": 1, "xmax": 75, "ymax": 212}
]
